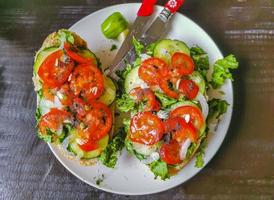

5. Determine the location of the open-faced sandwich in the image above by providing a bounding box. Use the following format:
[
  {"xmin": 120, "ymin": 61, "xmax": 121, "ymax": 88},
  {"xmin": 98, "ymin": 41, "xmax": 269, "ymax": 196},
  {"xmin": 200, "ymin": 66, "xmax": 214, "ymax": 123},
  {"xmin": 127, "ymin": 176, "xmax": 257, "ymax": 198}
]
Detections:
[
  {"xmin": 116, "ymin": 38, "xmax": 238, "ymax": 179},
  {"xmin": 33, "ymin": 29, "xmax": 118, "ymax": 165}
]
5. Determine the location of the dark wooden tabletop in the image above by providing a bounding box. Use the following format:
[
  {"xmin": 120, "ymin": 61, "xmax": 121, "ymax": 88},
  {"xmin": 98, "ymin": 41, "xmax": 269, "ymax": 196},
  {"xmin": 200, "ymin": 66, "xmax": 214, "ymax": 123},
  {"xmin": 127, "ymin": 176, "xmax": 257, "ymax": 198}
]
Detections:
[{"xmin": 0, "ymin": 0, "xmax": 274, "ymax": 199}]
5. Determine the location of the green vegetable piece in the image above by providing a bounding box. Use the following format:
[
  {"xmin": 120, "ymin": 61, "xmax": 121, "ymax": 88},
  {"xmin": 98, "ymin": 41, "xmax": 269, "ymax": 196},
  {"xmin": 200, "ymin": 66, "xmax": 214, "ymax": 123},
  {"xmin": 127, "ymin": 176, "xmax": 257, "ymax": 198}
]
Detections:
[
  {"xmin": 155, "ymin": 91, "xmax": 177, "ymax": 109},
  {"xmin": 132, "ymin": 36, "xmax": 144, "ymax": 57},
  {"xmin": 110, "ymin": 44, "xmax": 117, "ymax": 51},
  {"xmin": 124, "ymin": 138, "xmax": 146, "ymax": 160},
  {"xmin": 207, "ymin": 99, "xmax": 229, "ymax": 121},
  {"xmin": 116, "ymin": 94, "xmax": 135, "ymax": 112},
  {"xmin": 99, "ymin": 128, "xmax": 127, "ymax": 168},
  {"xmin": 150, "ymin": 160, "xmax": 169, "ymax": 180},
  {"xmin": 211, "ymin": 55, "xmax": 239, "ymax": 88},
  {"xmin": 190, "ymin": 46, "xmax": 209, "ymax": 80},
  {"xmin": 101, "ymin": 12, "xmax": 128, "ymax": 39},
  {"xmin": 195, "ymin": 139, "xmax": 207, "ymax": 168}
]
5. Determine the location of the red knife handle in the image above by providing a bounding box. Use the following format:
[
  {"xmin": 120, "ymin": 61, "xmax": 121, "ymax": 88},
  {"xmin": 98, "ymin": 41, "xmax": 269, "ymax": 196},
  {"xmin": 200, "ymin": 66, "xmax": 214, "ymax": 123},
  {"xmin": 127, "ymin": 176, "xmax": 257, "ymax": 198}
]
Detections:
[
  {"xmin": 137, "ymin": 0, "xmax": 157, "ymax": 16},
  {"xmin": 164, "ymin": 0, "xmax": 184, "ymax": 13}
]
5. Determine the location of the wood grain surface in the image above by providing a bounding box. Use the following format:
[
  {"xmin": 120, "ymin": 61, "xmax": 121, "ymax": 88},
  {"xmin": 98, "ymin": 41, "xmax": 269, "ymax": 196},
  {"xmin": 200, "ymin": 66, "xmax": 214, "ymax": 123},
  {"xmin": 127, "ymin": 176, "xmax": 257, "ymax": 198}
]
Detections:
[{"xmin": 0, "ymin": 0, "xmax": 273, "ymax": 199}]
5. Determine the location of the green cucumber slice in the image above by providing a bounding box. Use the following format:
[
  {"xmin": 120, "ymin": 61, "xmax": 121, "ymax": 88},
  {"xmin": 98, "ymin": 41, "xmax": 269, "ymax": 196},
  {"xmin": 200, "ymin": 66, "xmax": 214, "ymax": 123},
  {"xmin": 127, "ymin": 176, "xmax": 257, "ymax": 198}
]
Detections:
[
  {"xmin": 189, "ymin": 71, "xmax": 206, "ymax": 95},
  {"xmin": 98, "ymin": 76, "xmax": 116, "ymax": 105},
  {"xmin": 153, "ymin": 39, "xmax": 190, "ymax": 64},
  {"xmin": 68, "ymin": 134, "xmax": 109, "ymax": 159},
  {"xmin": 124, "ymin": 66, "xmax": 147, "ymax": 93}
]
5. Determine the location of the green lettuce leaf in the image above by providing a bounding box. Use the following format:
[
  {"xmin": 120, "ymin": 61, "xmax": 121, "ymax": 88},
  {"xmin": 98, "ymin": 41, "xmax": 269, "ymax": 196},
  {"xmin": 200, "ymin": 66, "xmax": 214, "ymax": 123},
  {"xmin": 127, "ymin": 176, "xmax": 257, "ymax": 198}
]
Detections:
[
  {"xmin": 207, "ymin": 99, "xmax": 229, "ymax": 121},
  {"xmin": 190, "ymin": 46, "xmax": 209, "ymax": 79},
  {"xmin": 124, "ymin": 138, "xmax": 146, "ymax": 160},
  {"xmin": 155, "ymin": 91, "xmax": 177, "ymax": 109},
  {"xmin": 211, "ymin": 55, "xmax": 239, "ymax": 88},
  {"xmin": 116, "ymin": 94, "xmax": 135, "ymax": 112},
  {"xmin": 99, "ymin": 128, "xmax": 127, "ymax": 168},
  {"xmin": 150, "ymin": 160, "xmax": 169, "ymax": 180},
  {"xmin": 132, "ymin": 36, "xmax": 144, "ymax": 57}
]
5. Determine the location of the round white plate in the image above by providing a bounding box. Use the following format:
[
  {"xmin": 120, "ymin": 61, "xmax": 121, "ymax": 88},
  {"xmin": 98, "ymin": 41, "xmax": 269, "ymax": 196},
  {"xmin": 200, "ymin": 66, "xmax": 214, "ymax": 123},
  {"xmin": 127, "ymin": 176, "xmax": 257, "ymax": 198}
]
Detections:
[{"xmin": 48, "ymin": 3, "xmax": 233, "ymax": 195}]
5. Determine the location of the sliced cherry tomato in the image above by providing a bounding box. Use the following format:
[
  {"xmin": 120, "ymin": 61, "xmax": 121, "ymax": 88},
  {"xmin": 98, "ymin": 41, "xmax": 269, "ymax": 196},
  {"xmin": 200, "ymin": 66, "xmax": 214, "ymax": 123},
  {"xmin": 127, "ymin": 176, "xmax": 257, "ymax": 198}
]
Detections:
[
  {"xmin": 170, "ymin": 106, "xmax": 205, "ymax": 130},
  {"xmin": 38, "ymin": 50, "xmax": 74, "ymax": 88},
  {"xmin": 130, "ymin": 112, "xmax": 164, "ymax": 145},
  {"xmin": 129, "ymin": 87, "xmax": 160, "ymax": 111},
  {"xmin": 64, "ymin": 42, "xmax": 94, "ymax": 64},
  {"xmin": 164, "ymin": 117, "xmax": 197, "ymax": 142},
  {"xmin": 159, "ymin": 78, "xmax": 179, "ymax": 99},
  {"xmin": 79, "ymin": 101, "xmax": 112, "ymax": 140},
  {"xmin": 69, "ymin": 63, "xmax": 104, "ymax": 102},
  {"xmin": 57, "ymin": 84, "xmax": 75, "ymax": 106},
  {"xmin": 171, "ymin": 52, "xmax": 194, "ymax": 76},
  {"xmin": 178, "ymin": 79, "xmax": 199, "ymax": 100},
  {"xmin": 78, "ymin": 139, "xmax": 99, "ymax": 152},
  {"xmin": 38, "ymin": 108, "xmax": 71, "ymax": 136},
  {"xmin": 138, "ymin": 57, "xmax": 169, "ymax": 85},
  {"xmin": 42, "ymin": 85, "xmax": 56, "ymax": 101},
  {"xmin": 160, "ymin": 140, "xmax": 181, "ymax": 165},
  {"xmin": 70, "ymin": 97, "xmax": 89, "ymax": 120}
]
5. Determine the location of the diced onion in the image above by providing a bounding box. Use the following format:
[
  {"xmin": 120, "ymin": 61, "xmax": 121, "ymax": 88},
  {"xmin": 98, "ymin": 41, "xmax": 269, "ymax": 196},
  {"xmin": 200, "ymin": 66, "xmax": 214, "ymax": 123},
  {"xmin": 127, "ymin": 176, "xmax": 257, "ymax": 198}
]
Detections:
[
  {"xmin": 196, "ymin": 93, "xmax": 209, "ymax": 119},
  {"xmin": 179, "ymin": 139, "xmax": 191, "ymax": 160},
  {"xmin": 157, "ymin": 110, "xmax": 169, "ymax": 119},
  {"xmin": 141, "ymin": 152, "xmax": 160, "ymax": 164}
]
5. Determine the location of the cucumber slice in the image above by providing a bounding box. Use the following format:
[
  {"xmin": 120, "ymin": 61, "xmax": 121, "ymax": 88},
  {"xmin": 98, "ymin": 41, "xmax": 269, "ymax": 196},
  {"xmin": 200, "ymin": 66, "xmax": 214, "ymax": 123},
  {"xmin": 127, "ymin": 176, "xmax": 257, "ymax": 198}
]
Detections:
[
  {"xmin": 124, "ymin": 66, "xmax": 147, "ymax": 93},
  {"xmin": 153, "ymin": 39, "xmax": 190, "ymax": 64},
  {"xmin": 131, "ymin": 141, "xmax": 161, "ymax": 156},
  {"xmin": 98, "ymin": 76, "xmax": 116, "ymax": 105},
  {"xmin": 78, "ymin": 48, "xmax": 98, "ymax": 66},
  {"xmin": 189, "ymin": 71, "xmax": 206, "ymax": 94},
  {"xmin": 68, "ymin": 134, "xmax": 109, "ymax": 159},
  {"xmin": 34, "ymin": 47, "xmax": 59, "ymax": 75}
]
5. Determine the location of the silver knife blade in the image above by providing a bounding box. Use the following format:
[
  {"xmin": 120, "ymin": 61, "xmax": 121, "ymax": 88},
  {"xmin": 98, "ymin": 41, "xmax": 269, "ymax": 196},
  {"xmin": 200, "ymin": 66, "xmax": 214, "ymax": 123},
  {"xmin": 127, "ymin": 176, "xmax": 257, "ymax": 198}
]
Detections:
[
  {"xmin": 107, "ymin": 8, "xmax": 173, "ymax": 80},
  {"xmin": 106, "ymin": 16, "xmax": 154, "ymax": 79}
]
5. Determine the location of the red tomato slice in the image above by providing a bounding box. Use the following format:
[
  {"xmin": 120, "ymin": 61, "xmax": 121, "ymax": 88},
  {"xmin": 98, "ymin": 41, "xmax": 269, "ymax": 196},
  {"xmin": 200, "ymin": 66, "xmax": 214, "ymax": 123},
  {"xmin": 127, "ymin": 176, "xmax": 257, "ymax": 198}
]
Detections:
[
  {"xmin": 164, "ymin": 117, "xmax": 197, "ymax": 142},
  {"xmin": 138, "ymin": 57, "xmax": 169, "ymax": 85},
  {"xmin": 130, "ymin": 112, "xmax": 164, "ymax": 145},
  {"xmin": 129, "ymin": 87, "xmax": 160, "ymax": 112},
  {"xmin": 159, "ymin": 78, "xmax": 179, "ymax": 99},
  {"xmin": 178, "ymin": 79, "xmax": 199, "ymax": 100},
  {"xmin": 64, "ymin": 42, "xmax": 94, "ymax": 64},
  {"xmin": 160, "ymin": 140, "xmax": 181, "ymax": 165},
  {"xmin": 78, "ymin": 140, "xmax": 99, "ymax": 152},
  {"xmin": 38, "ymin": 50, "xmax": 74, "ymax": 88},
  {"xmin": 170, "ymin": 105, "xmax": 205, "ymax": 130},
  {"xmin": 69, "ymin": 63, "xmax": 104, "ymax": 102},
  {"xmin": 80, "ymin": 101, "xmax": 112, "ymax": 140},
  {"xmin": 38, "ymin": 108, "xmax": 71, "ymax": 136},
  {"xmin": 171, "ymin": 52, "xmax": 194, "ymax": 76},
  {"xmin": 70, "ymin": 97, "xmax": 89, "ymax": 120},
  {"xmin": 42, "ymin": 85, "xmax": 56, "ymax": 101}
]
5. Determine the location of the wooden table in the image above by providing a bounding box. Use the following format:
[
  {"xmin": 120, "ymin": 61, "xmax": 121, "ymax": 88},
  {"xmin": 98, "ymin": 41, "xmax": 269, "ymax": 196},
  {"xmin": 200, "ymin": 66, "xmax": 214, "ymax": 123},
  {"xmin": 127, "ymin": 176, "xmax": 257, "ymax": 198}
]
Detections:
[{"xmin": 0, "ymin": 0, "xmax": 273, "ymax": 199}]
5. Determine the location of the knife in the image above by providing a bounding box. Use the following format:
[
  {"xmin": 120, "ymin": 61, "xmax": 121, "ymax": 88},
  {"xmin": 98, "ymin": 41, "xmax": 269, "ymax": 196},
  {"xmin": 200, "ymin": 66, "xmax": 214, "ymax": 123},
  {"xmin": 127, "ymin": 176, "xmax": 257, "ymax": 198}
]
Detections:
[
  {"xmin": 106, "ymin": 0, "xmax": 184, "ymax": 80},
  {"xmin": 105, "ymin": 0, "xmax": 157, "ymax": 79}
]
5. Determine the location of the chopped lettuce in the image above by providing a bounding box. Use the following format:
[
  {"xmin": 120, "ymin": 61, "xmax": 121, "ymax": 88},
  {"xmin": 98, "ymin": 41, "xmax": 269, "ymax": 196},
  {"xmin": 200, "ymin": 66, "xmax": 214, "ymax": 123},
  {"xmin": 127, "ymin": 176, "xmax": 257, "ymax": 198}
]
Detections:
[
  {"xmin": 116, "ymin": 94, "xmax": 135, "ymax": 112},
  {"xmin": 99, "ymin": 128, "xmax": 127, "ymax": 168},
  {"xmin": 123, "ymin": 118, "xmax": 131, "ymax": 133},
  {"xmin": 190, "ymin": 46, "xmax": 210, "ymax": 80},
  {"xmin": 150, "ymin": 160, "xmax": 169, "ymax": 180},
  {"xmin": 125, "ymin": 138, "xmax": 146, "ymax": 160},
  {"xmin": 116, "ymin": 63, "xmax": 132, "ymax": 80},
  {"xmin": 186, "ymin": 142, "xmax": 198, "ymax": 159},
  {"xmin": 35, "ymin": 107, "xmax": 42, "ymax": 122},
  {"xmin": 146, "ymin": 41, "xmax": 158, "ymax": 56},
  {"xmin": 195, "ymin": 139, "xmax": 206, "ymax": 168},
  {"xmin": 211, "ymin": 55, "xmax": 239, "ymax": 88},
  {"xmin": 132, "ymin": 36, "xmax": 144, "ymax": 57},
  {"xmin": 155, "ymin": 91, "xmax": 177, "ymax": 109},
  {"xmin": 207, "ymin": 99, "xmax": 229, "ymax": 121}
]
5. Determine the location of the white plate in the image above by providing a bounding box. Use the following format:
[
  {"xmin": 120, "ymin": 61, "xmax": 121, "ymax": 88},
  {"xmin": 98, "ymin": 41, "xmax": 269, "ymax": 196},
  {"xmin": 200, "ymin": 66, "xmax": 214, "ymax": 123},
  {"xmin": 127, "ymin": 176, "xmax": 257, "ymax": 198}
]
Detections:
[{"xmin": 48, "ymin": 3, "xmax": 233, "ymax": 195}]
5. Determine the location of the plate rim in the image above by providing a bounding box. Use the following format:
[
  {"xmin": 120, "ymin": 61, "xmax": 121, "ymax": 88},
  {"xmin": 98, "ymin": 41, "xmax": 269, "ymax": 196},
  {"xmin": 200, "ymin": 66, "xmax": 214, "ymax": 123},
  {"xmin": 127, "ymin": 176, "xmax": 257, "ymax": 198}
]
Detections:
[{"xmin": 47, "ymin": 3, "xmax": 234, "ymax": 195}]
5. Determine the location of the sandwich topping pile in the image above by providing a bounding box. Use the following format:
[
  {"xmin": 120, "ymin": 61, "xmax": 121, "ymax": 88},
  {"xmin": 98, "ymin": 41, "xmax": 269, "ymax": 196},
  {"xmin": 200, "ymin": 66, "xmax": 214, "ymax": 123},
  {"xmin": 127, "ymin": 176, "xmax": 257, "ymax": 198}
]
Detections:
[{"xmin": 33, "ymin": 13, "xmax": 238, "ymax": 179}]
